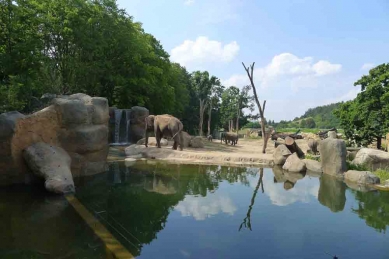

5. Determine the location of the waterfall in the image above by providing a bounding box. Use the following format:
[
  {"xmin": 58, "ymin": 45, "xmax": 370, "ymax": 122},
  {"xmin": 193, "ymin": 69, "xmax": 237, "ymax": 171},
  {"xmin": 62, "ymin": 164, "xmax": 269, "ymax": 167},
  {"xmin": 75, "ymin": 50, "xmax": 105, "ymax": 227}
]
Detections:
[
  {"xmin": 114, "ymin": 109, "xmax": 123, "ymax": 144},
  {"xmin": 112, "ymin": 109, "xmax": 131, "ymax": 145}
]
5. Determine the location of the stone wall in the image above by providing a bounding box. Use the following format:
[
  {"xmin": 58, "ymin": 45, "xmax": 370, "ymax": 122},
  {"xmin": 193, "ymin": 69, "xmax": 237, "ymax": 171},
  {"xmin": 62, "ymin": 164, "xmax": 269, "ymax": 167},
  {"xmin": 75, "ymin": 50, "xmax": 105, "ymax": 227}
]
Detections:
[{"xmin": 0, "ymin": 93, "xmax": 109, "ymax": 185}]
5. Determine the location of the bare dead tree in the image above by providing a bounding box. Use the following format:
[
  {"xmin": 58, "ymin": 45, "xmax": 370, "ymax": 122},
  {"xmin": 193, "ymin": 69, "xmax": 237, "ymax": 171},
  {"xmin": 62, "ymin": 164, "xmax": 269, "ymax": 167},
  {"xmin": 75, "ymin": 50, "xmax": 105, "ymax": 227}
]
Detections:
[{"xmin": 242, "ymin": 62, "xmax": 270, "ymax": 153}]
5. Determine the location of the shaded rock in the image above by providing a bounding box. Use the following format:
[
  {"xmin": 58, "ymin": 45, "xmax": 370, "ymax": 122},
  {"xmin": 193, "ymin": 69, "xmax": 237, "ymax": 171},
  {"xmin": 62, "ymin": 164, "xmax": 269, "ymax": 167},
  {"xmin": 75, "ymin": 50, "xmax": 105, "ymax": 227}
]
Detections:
[
  {"xmin": 352, "ymin": 148, "xmax": 389, "ymax": 171},
  {"xmin": 0, "ymin": 111, "xmax": 25, "ymax": 140},
  {"xmin": 22, "ymin": 143, "xmax": 75, "ymax": 194},
  {"xmin": 59, "ymin": 125, "xmax": 108, "ymax": 153},
  {"xmin": 344, "ymin": 170, "xmax": 380, "ymax": 185},
  {"xmin": 130, "ymin": 106, "xmax": 149, "ymax": 143},
  {"xmin": 282, "ymin": 153, "xmax": 306, "ymax": 172},
  {"xmin": 319, "ymin": 138, "xmax": 347, "ymax": 177},
  {"xmin": 182, "ymin": 131, "xmax": 192, "ymax": 148},
  {"xmin": 303, "ymin": 159, "xmax": 322, "ymax": 173},
  {"xmin": 347, "ymin": 150, "xmax": 358, "ymax": 161},
  {"xmin": 137, "ymin": 137, "xmax": 168, "ymax": 146},
  {"xmin": 318, "ymin": 174, "xmax": 346, "ymax": 212},
  {"xmin": 91, "ymin": 97, "xmax": 109, "ymax": 125},
  {"xmin": 328, "ymin": 131, "xmax": 337, "ymax": 139},
  {"xmin": 308, "ymin": 139, "xmax": 318, "ymax": 155},
  {"xmin": 273, "ymin": 144, "xmax": 292, "ymax": 165},
  {"xmin": 53, "ymin": 98, "xmax": 88, "ymax": 126},
  {"xmin": 190, "ymin": 136, "xmax": 204, "ymax": 148}
]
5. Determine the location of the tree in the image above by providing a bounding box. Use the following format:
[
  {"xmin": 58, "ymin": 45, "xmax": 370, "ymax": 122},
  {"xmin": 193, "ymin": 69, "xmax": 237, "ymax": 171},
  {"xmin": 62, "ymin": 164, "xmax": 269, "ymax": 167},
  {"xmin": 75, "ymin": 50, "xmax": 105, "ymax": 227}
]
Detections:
[
  {"xmin": 335, "ymin": 64, "xmax": 389, "ymax": 149},
  {"xmin": 300, "ymin": 119, "xmax": 307, "ymax": 128},
  {"xmin": 236, "ymin": 85, "xmax": 254, "ymax": 131},
  {"xmin": 206, "ymin": 83, "xmax": 224, "ymax": 136},
  {"xmin": 242, "ymin": 62, "xmax": 270, "ymax": 153},
  {"xmin": 191, "ymin": 71, "xmax": 220, "ymax": 136},
  {"xmin": 305, "ymin": 118, "xmax": 316, "ymax": 128}
]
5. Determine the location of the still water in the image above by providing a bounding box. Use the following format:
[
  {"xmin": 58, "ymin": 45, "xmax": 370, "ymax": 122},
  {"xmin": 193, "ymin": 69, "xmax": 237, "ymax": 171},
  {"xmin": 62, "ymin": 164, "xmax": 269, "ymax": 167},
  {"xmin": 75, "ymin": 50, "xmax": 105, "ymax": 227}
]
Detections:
[{"xmin": 1, "ymin": 161, "xmax": 389, "ymax": 259}]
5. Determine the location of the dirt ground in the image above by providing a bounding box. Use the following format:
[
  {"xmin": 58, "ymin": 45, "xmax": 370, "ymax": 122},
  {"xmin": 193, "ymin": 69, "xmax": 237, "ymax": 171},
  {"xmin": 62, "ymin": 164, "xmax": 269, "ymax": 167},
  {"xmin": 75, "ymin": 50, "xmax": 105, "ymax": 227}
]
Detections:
[{"xmin": 110, "ymin": 138, "xmax": 311, "ymax": 167}]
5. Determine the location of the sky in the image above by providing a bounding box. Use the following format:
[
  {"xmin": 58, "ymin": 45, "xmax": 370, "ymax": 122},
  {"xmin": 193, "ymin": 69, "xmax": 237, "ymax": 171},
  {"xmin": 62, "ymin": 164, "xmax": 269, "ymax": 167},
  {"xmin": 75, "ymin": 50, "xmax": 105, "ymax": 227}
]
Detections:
[{"xmin": 117, "ymin": 0, "xmax": 389, "ymax": 121}]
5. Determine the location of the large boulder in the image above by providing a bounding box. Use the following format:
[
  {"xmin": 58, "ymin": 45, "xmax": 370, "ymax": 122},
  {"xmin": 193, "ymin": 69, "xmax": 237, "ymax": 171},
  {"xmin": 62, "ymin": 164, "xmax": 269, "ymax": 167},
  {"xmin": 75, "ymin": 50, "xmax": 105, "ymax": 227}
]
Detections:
[
  {"xmin": 22, "ymin": 143, "xmax": 75, "ymax": 194},
  {"xmin": 352, "ymin": 148, "xmax": 389, "ymax": 171},
  {"xmin": 129, "ymin": 106, "xmax": 149, "ymax": 143},
  {"xmin": 319, "ymin": 138, "xmax": 347, "ymax": 177},
  {"xmin": 344, "ymin": 170, "xmax": 380, "ymax": 185},
  {"xmin": 282, "ymin": 153, "xmax": 306, "ymax": 172},
  {"xmin": 137, "ymin": 137, "xmax": 168, "ymax": 146},
  {"xmin": 190, "ymin": 136, "xmax": 204, "ymax": 148},
  {"xmin": 303, "ymin": 159, "xmax": 322, "ymax": 174},
  {"xmin": 273, "ymin": 144, "xmax": 292, "ymax": 165}
]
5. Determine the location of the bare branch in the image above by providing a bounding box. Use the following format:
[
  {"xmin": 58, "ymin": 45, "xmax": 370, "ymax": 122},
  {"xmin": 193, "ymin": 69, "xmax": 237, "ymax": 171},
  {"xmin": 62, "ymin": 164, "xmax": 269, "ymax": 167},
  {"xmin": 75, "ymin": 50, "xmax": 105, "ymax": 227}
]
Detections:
[{"xmin": 263, "ymin": 100, "xmax": 266, "ymax": 114}]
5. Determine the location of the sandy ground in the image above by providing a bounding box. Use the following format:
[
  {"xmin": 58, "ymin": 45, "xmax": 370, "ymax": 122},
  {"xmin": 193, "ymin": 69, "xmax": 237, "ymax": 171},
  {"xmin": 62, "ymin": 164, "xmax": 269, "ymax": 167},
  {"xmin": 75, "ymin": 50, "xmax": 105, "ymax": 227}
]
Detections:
[{"xmin": 109, "ymin": 138, "xmax": 311, "ymax": 167}]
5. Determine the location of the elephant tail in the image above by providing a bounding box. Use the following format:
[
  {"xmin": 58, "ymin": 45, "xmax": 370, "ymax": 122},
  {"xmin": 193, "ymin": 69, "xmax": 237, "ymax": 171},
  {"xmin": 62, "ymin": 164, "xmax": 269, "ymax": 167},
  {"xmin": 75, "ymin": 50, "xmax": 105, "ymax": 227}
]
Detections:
[{"xmin": 172, "ymin": 122, "xmax": 184, "ymax": 139}]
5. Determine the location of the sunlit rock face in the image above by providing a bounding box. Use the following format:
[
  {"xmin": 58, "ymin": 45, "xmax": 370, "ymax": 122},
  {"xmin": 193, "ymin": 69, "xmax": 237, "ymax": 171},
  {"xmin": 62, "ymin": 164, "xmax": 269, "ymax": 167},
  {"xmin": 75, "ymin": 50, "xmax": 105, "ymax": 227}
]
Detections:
[{"xmin": 0, "ymin": 93, "xmax": 109, "ymax": 185}]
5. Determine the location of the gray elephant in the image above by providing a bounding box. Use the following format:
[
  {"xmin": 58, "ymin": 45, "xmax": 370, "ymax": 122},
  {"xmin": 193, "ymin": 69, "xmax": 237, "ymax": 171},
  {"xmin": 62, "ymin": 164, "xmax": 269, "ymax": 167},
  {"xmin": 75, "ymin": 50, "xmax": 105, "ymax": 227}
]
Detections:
[
  {"xmin": 207, "ymin": 135, "xmax": 213, "ymax": 142},
  {"xmin": 224, "ymin": 132, "xmax": 238, "ymax": 146},
  {"xmin": 308, "ymin": 138, "xmax": 318, "ymax": 155},
  {"xmin": 145, "ymin": 114, "xmax": 184, "ymax": 151}
]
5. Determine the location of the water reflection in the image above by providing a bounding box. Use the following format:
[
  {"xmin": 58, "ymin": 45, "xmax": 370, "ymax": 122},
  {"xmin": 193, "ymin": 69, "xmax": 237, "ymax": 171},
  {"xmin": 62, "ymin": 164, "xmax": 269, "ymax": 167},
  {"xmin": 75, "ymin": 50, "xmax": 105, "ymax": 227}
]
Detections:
[
  {"xmin": 74, "ymin": 161, "xmax": 389, "ymax": 258},
  {"xmin": 318, "ymin": 174, "xmax": 346, "ymax": 213}
]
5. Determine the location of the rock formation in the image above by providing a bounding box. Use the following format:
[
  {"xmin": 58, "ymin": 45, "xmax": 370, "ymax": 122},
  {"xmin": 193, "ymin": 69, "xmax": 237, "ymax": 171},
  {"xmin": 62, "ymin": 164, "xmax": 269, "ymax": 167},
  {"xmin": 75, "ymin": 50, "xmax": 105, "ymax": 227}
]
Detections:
[
  {"xmin": 0, "ymin": 93, "xmax": 110, "ymax": 186},
  {"xmin": 319, "ymin": 138, "xmax": 347, "ymax": 177}
]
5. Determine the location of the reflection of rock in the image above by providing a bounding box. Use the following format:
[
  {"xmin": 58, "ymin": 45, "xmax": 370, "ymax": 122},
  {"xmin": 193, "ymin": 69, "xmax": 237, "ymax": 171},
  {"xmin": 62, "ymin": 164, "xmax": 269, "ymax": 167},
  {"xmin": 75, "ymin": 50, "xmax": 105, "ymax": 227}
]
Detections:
[
  {"xmin": 318, "ymin": 174, "xmax": 346, "ymax": 212},
  {"xmin": 143, "ymin": 174, "xmax": 177, "ymax": 195},
  {"xmin": 0, "ymin": 93, "xmax": 109, "ymax": 185},
  {"xmin": 23, "ymin": 143, "xmax": 75, "ymax": 194},
  {"xmin": 345, "ymin": 181, "xmax": 376, "ymax": 192},
  {"xmin": 272, "ymin": 166, "xmax": 305, "ymax": 190}
]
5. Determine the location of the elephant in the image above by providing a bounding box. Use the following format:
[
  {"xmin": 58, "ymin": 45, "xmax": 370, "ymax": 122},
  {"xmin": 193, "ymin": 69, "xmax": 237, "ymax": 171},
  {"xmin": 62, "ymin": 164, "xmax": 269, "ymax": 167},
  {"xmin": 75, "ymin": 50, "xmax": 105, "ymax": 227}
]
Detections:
[
  {"xmin": 220, "ymin": 132, "xmax": 226, "ymax": 143},
  {"xmin": 207, "ymin": 135, "xmax": 213, "ymax": 142},
  {"xmin": 145, "ymin": 114, "xmax": 184, "ymax": 151},
  {"xmin": 224, "ymin": 132, "xmax": 238, "ymax": 146},
  {"xmin": 308, "ymin": 138, "xmax": 318, "ymax": 155}
]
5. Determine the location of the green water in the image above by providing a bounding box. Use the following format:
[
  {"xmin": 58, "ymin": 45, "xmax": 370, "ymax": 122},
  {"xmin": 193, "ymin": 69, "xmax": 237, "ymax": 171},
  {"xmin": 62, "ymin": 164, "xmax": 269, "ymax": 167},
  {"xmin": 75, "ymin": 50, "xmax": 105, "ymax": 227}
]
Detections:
[
  {"xmin": 2, "ymin": 162, "xmax": 389, "ymax": 258},
  {"xmin": 75, "ymin": 161, "xmax": 389, "ymax": 259}
]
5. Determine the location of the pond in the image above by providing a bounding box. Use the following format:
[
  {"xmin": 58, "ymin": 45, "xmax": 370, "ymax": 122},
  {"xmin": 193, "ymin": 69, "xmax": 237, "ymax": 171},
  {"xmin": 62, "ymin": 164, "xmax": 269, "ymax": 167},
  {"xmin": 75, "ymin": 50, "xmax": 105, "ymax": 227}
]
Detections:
[{"xmin": 1, "ymin": 161, "xmax": 389, "ymax": 258}]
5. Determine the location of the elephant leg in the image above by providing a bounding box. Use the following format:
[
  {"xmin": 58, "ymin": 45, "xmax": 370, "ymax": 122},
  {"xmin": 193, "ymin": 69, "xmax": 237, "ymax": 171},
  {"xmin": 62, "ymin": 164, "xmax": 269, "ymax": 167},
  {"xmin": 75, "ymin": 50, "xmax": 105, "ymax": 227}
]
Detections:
[
  {"xmin": 155, "ymin": 128, "xmax": 162, "ymax": 148},
  {"xmin": 172, "ymin": 139, "xmax": 178, "ymax": 150}
]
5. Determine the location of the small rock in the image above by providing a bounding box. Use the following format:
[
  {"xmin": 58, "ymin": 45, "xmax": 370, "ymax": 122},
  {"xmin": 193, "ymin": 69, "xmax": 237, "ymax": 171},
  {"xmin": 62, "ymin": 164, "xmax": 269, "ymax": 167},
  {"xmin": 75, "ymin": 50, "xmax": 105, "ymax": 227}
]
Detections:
[
  {"xmin": 303, "ymin": 159, "xmax": 322, "ymax": 173},
  {"xmin": 282, "ymin": 153, "xmax": 306, "ymax": 172},
  {"xmin": 344, "ymin": 170, "xmax": 380, "ymax": 185}
]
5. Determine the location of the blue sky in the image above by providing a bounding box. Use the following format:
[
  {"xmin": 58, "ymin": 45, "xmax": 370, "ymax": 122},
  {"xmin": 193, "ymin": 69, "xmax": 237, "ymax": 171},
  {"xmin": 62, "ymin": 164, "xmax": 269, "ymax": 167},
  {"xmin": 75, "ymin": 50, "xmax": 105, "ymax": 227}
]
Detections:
[{"xmin": 117, "ymin": 0, "xmax": 389, "ymax": 121}]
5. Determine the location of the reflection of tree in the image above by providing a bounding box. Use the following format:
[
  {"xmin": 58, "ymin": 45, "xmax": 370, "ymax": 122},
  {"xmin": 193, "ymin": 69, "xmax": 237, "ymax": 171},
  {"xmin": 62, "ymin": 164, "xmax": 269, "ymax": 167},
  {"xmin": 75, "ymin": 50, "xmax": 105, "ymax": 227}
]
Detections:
[
  {"xmin": 318, "ymin": 174, "xmax": 346, "ymax": 213},
  {"xmin": 351, "ymin": 190, "xmax": 389, "ymax": 233},
  {"xmin": 76, "ymin": 162, "xmax": 260, "ymax": 256},
  {"xmin": 239, "ymin": 168, "xmax": 264, "ymax": 231}
]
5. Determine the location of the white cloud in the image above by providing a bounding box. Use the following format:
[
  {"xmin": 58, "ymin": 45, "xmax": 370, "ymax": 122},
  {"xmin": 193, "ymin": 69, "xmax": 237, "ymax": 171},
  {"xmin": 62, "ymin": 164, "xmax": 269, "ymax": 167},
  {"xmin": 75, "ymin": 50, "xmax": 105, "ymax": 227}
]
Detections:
[
  {"xmin": 184, "ymin": 0, "xmax": 194, "ymax": 5},
  {"xmin": 223, "ymin": 53, "xmax": 342, "ymax": 90},
  {"xmin": 175, "ymin": 193, "xmax": 237, "ymax": 220},
  {"xmin": 170, "ymin": 36, "xmax": 239, "ymax": 68},
  {"xmin": 361, "ymin": 63, "xmax": 375, "ymax": 71}
]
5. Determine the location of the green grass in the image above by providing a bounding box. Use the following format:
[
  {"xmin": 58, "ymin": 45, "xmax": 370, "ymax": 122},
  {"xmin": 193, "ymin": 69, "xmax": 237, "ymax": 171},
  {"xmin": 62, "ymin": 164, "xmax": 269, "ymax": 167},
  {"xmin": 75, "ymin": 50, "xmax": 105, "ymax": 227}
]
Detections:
[
  {"xmin": 305, "ymin": 154, "xmax": 320, "ymax": 162},
  {"xmin": 373, "ymin": 169, "xmax": 389, "ymax": 182}
]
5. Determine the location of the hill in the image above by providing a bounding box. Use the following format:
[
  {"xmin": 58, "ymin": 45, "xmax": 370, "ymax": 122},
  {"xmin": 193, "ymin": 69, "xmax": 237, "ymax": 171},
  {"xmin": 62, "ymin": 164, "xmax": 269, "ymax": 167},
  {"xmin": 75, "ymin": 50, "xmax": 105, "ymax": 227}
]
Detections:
[{"xmin": 269, "ymin": 102, "xmax": 342, "ymax": 129}]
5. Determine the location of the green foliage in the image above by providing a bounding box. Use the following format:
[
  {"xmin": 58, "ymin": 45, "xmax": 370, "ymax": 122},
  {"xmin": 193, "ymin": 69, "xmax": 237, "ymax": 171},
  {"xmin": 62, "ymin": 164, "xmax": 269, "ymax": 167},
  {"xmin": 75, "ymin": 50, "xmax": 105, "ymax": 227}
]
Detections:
[
  {"xmin": 305, "ymin": 154, "xmax": 320, "ymax": 162},
  {"xmin": 334, "ymin": 64, "xmax": 389, "ymax": 149},
  {"xmin": 243, "ymin": 121, "xmax": 261, "ymax": 129},
  {"xmin": 346, "ymin": 161, "xmax": 368, "ymax": 171},
  {"xmin": 373, "ymin": 169, "xmax": 389, "ymax": 182}
]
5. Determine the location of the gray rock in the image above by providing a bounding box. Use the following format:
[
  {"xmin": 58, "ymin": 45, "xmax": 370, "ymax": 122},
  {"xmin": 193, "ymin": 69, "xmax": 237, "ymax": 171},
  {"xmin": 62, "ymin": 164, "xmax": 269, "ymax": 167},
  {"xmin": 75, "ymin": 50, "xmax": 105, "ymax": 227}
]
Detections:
[
  {"xmin": 0, "ymin": 111, "xmax": 25, "ymax": 140},
  {"xmin": 22, "ymin": 142, "xmax": 75, "ymax": 194},
  {"xmin": 319, "ymin": 138, "xmax": 347, "ymax": 177},
  {"xmin": 53, "ymin": 98, "xmax": 88, "ymax": 126},
  {"xmin": 328, "ymin": 131, "xmax": 337, "ymax": 139},
  {"xmin": 59, "ymin": 125, "xmax": 108, "ymax": 153},
  {"xmin": 125, "ymin": 144, "xmax": 147, "ymax": 157},
  {"xmin": 303, "ymin": 159, "xmax": 322, "ymax": 173},
  {"xmin": 273, "ymin": 144, "xmax": 292, "ymax": 165},
  {"xmin": 352, "ymin": 148, "xmax": 389, "ymax": 171},
  {"xmin": 344, "ymin": 170, "xmax": 380, "ymax": 185},
  {"xmin": 190, "ymin": 136, "xmax": 204, "ymax": 148},
  {"xmin": 91, "ymin": 97, "xmax": 109, "ymax": 125},
  {"xmin": 282, "ymin": 153, "xmax": 306, "ymax": 172},
  {"xmin": 130, "ymin": 106, "xmax": 149, "ymax": 143}
]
